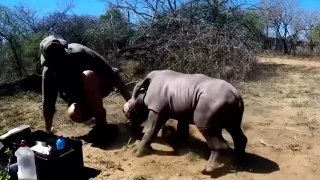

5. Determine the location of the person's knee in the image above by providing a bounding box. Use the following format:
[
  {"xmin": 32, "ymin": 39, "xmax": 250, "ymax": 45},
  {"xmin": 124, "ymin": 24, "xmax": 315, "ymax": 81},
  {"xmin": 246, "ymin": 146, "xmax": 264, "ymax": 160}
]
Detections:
[{"xmin": 67, "ymin": 103, "xmax": 90, "ymax": 123}]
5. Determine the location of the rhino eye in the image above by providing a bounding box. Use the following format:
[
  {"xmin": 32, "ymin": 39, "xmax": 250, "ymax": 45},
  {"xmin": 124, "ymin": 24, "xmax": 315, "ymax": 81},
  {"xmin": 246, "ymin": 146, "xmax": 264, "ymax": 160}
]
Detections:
[{"xmin": 138, "ymin": 88, "xmax": 145, "ymax": 93}]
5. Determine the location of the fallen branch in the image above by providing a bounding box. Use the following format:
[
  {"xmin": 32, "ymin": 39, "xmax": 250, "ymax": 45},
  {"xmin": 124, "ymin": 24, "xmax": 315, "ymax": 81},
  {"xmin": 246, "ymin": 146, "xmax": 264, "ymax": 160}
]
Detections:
[
  {"xmin": 259, "ymin": 139, "xmax": 282, "ymax": 150},
  {"xmin": 0, "ymin": 74, "xmax": 42, "ymax": 93}
]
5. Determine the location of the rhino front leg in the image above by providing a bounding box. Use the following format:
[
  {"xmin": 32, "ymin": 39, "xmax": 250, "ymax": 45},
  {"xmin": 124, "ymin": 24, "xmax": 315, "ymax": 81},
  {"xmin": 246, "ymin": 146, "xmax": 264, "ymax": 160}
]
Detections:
[{"xmin": 134, "ymin": 110, "xmax": 167, "ymax": 157}]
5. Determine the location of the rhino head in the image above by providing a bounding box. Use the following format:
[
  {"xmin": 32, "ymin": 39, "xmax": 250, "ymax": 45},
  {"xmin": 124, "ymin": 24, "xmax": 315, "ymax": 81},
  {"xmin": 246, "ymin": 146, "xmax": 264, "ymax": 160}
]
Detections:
[{"xmin": 123, "ymin": 77, "xmax": 151, "ymax": 131}]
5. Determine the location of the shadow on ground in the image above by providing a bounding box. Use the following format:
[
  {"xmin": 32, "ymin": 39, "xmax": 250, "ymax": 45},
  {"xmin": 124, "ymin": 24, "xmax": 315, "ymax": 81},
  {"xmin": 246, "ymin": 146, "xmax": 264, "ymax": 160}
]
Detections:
[
  {"xmin": 71, "ymin": 122, "xmax": 143, "ymax": 150},
  {"xmin": 71, "ymin": 122, "xmax": 279, "ymax": 179},
  {"xmin": 122, "ymin": 132, "xmax": 212, "ymax": 158},
  {"xmin": 158, "ymin": 126, "xmax": 280, "ymax": 178},
  {"xmin": 80, "ymin": 166, "xmax": 101, "ymax": 180},
  {"xmin": 71, "ymin": 122, "xmax": 210, "ymax": 158},
  {"xmin": 205, "ymin": 152, "xmax": 280, "ymax": 178},
  {"xmin": 147, "ymin": 129, "xmax": 280, "ymax": 178},
  {"xmin": 152, "ymin": 134, "xmax": 211, "ymax": 159}
]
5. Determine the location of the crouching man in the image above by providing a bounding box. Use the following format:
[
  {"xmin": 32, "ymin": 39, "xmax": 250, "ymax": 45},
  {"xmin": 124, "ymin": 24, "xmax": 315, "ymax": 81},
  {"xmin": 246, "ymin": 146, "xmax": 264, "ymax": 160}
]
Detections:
[{"xmin": 40, "ymin": 35, "xmax": 131, "ymax": 136}]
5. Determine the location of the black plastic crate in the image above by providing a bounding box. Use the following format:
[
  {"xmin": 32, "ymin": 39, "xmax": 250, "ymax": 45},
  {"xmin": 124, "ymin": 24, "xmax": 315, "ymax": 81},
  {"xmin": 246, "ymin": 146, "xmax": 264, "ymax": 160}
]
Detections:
[
  {"xmin": 0, "ymin": 126, "xmax": 32, "ymax": 154},
  {"xmin": 1, "ymin": 128, "xmax": 100, "ymax": 180},
  {"xmin": 26, "ymin": 130, "xmax": 84, "ymax": 180}
]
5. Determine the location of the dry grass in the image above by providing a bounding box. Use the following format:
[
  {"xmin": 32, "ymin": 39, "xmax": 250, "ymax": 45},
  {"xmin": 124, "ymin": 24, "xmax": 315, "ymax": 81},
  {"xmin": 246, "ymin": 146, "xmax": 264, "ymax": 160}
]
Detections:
[
  {"xmin": 133, "ymin": 175, "xmax": 150, "ymax": 180},
  {"xmin": 185, "ymin": 152, "xmax": 201, "ymax": 162}
]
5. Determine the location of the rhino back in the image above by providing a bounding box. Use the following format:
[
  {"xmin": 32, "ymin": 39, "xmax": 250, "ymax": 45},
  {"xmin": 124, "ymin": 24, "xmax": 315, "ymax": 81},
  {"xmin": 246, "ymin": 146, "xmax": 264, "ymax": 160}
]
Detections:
[
  {"xmin": 199, "ymin": 78, "xmax": 241, "ymax": 105},
  {"xmin": 144, "ymin": 70, "xmax": 211, "ymax": 116}
]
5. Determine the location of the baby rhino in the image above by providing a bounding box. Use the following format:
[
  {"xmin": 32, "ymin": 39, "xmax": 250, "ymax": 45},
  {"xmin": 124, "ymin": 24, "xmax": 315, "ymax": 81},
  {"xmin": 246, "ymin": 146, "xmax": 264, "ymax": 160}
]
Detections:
[{"xmin": 123, "ymin": 70, "xmax": 247, "ymax": 173}]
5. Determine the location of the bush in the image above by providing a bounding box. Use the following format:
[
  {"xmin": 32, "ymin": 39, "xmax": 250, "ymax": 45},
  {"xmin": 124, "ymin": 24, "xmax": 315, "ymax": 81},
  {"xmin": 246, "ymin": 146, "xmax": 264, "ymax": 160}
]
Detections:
[
  {"xmin": 116, "ymin": 26, "xmax": 257, "ymax": 83},
  {"xmin": 0, "ymin": 148, "xmax": 12, "ymax": 180}
]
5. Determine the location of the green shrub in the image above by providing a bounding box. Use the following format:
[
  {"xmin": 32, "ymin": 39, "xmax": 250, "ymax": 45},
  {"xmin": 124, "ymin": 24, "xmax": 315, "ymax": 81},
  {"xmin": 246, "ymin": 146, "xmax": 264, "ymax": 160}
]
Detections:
[{"xmin": 0, "ymin": 148, "xmax": 12, "ymax": 180}]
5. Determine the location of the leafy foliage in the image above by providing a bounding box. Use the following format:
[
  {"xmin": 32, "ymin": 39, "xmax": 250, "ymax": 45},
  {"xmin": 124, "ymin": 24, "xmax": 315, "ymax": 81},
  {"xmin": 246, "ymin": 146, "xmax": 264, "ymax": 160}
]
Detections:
[
  {"xmin": 312, "ymin": 25, "xmax": 320, "ymax": 44},
  {"xmin": 0, "ymin": 148, "xmax": 12, "ymax": 180}
]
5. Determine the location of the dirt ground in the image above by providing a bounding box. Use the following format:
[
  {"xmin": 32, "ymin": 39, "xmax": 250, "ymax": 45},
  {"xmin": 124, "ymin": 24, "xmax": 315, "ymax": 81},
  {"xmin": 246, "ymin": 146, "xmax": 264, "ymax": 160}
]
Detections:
[{"xmin": 1, "ymin": 57, "xmax": 320, "ymax": 179}]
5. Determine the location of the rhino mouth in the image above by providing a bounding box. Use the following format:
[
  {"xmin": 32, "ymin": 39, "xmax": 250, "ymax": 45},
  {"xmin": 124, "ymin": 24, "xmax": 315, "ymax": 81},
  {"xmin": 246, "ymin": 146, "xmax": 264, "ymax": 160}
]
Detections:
[
  {"xmin": 123, "ymin": 102, "xmax": 139, "ymax": 125},
  {"xmin": 123, "ymin": 99, "xmax": 149, "ymax": 136}
]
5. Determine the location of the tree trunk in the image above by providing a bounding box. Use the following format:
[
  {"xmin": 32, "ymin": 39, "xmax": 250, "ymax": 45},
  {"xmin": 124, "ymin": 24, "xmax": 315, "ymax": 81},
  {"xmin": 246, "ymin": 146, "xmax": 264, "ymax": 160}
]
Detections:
[
  {"xmin": 9, "ymin": 43, "xmax": 24, "ymax": 77},
  {"xmin": 309, "ymin": 40, "xmax": 314, "ymax": 52},
  {"xmin": 281, "ymin": 38, "xmax": 289, "ymax": 54},
  {"xmin": 289, "ymin": 39, "xmax": 296, "ymax": 55}
]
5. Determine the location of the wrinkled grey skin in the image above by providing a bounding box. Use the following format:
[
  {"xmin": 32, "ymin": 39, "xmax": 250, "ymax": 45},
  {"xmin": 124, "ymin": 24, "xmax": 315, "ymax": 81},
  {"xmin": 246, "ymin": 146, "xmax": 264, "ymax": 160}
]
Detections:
[{"xmin": 123, "ymin": 70, "xmax": 247, "ymax": 173}]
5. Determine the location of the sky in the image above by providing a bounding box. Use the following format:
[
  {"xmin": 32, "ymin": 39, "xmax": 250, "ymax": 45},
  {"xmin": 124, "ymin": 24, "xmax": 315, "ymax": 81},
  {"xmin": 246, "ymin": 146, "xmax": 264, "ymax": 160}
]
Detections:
[
  {"xmin": 0, "ymin": 0, "xmax": 107, "ymax": 16},
  {"xmin": 1, "ymin": 0, "xmax": 320, "ymax": 17}
]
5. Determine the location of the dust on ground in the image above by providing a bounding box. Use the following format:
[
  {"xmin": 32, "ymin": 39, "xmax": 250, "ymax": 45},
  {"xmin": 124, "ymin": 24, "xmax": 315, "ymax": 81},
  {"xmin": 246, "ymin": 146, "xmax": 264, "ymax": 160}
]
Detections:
[{"xmin": 1, "ymin": 56, "xmax": 320, "ymax": 180}]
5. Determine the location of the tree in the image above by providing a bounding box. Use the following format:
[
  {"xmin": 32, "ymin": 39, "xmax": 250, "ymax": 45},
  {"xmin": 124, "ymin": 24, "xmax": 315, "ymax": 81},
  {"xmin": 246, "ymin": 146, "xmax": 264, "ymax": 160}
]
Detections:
[
  {"xmin": 301, "ymin": 11, "xmax": 320, "ymax": 52},
  {"xmin": 86, "ymin": 7, "xmax": 132, "ymax": 56},
  {"xmin": 52, "ymin": 15, "xmax": 98, "ymax": 46},
  {"xmin": 0, "ymin": 3, "xmax": 73, "ymax": 80},
  {"xmin": 311, "ymin": 25, "xmax": 320, "ymax": 48},
  {"xmin": 100, "ymin": 7, "xmax": 132, "ymax": 49},
  {"xmin": 105, "ymin": 0, "xmax": 260, "ymax": 81},
  {"xmin": 259, "ymin": 0, "xmax": 301, "ymax": 54}
]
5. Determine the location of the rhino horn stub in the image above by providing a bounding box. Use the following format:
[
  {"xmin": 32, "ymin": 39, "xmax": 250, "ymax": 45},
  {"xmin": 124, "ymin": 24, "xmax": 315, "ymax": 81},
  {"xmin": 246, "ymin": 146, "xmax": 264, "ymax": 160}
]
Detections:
[{"xmin": 123, "ymin": 101, "xmax": 131, "ymax": 118}]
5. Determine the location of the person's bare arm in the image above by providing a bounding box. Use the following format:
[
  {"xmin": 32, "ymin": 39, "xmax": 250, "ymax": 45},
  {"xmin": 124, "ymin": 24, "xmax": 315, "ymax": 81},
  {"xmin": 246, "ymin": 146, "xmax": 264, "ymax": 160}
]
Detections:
[
  {"xmin": 88, "ymin": 47, "xmax": 131, "ymax": 101},
  {"xmin": 113, "ymin": 69, "xmax": 131, "ymax": 101},
  {"xmin": 42, "ymin": 66, "xmax": 58, "ymax": 132}
]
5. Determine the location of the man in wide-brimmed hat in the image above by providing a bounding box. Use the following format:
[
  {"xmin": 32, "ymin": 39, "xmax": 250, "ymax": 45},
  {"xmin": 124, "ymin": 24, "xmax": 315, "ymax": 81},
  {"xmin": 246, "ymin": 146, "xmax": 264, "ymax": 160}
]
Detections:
[{"xmin": 40, "ymin": 35, "xmax": 131, "ymax": 137}]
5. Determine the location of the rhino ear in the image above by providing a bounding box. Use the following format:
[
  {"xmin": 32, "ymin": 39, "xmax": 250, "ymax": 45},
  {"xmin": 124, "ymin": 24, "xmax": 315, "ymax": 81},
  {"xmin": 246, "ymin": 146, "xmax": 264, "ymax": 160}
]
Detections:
[
  {"xmin": 133, "ymin": 77, "xmax": 151, "ymax": 97},
  {"xmin": 138, "ymin": 78, "xmax": 151, "ymax": 92},
  {"xmin": 140, "ymin": 77, "xmax": 151, "ymax": 91}
]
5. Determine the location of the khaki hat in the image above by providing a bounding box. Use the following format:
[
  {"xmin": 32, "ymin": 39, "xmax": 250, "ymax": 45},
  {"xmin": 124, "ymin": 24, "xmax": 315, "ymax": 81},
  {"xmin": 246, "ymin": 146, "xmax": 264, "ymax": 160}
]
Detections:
[{"xmin": 40, "ymin": 35, "xmax": 68, "ymax": 66}]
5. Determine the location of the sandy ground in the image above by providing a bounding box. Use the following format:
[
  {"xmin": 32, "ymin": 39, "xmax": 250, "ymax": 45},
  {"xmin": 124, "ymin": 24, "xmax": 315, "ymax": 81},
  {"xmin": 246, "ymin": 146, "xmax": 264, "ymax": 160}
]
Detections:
[{"xmin": 1, "ymin": 56, "xmax": 320, "ymax": 179}]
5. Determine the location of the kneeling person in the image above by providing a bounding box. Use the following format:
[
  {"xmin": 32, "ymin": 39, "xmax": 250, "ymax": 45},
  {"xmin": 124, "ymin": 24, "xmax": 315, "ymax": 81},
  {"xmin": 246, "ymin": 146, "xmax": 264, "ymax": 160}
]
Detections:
[{"xmin": 40, "ymin": 35, "xmax": 131, "ymax": 134}]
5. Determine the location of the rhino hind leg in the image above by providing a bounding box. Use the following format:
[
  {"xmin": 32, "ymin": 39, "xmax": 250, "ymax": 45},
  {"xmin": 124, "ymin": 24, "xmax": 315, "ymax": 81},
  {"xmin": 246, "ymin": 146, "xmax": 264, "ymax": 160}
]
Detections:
[
  {"xmin": 199, "ymin": 128, "xmax": 230, "ymax": 173},
  {"xmin": 225, "ymin": 125, "xmax": 247, "ymax": 163},
  {"xmin": 224, "ymin": 105, "xmax": 247, "ymax": 164}
]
